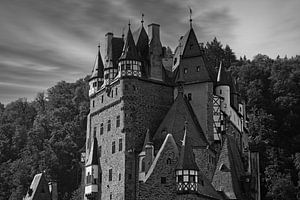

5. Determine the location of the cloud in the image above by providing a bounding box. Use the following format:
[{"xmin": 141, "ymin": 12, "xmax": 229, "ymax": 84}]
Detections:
[{"xmin": 1, "ymin": 0, "xmax": 299, "ymax": 104}]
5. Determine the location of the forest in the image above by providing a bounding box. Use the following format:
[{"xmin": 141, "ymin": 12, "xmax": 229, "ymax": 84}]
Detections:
[{"xmin": 0, "ymin": 39, "xmax": 299, "ymax": 200}]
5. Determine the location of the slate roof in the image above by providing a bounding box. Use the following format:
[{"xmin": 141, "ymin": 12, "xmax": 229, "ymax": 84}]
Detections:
[
  {"xmin": 119, "ymin": 26, "xmax": 140, "ymax": 61},
  {"xmin": 24, "ymin": 173, "xmax": 51, "ymax": 200},
  {"xmin": 153, "ymin": 91, "xmax": 209, "ymax": 149},
  {"xmin": 145, "ymin": 134, "xmax": 179, "ymax": 181},
  {"xmin": 172, "ymin": 27, "xmax": 214, "ymax": 83},
  {"xmin": 176, "ymin": 127, "xmax": 199, "ymax": 170},
  {"xmin": 90, "ymin": 46, "xmax": 104, "ymax": 80},
  {"xmin": 86, "ymin": 137, "xmax": 99, "ymax": 166},
  {"xmin": 216, "ymin": 62, "xmax": 238, "ymax": 94},
  {"xmin": 212, "ymin": 135, "xmax": 246, "ymax": 199}
]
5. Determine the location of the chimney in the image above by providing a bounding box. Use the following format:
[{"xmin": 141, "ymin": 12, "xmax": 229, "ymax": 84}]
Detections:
[
  {"xmin": 105, "ymin": 32, "xmax": 113, "ymax": 66},
  {"xmin": 148, "ymin": 23, "xmax": 163, "ymax": 81},
  {"xmin": 144, "ymin": 143, "xmax": 154, "ymax": 172}
]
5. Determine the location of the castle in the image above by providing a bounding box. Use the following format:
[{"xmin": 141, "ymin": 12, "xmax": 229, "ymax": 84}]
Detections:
[{"xmin": 83, "ymin": 16, "xmax": 260, "ymax": 200}]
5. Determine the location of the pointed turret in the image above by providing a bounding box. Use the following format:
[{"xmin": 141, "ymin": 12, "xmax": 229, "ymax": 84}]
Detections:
[
  {"xmin": 118, "ymin": 23, "xmax": 142, "ymax": 78},
  {"xmin": 85, "ymin": 137, "xmax": 100, "ymax": 200},
  {"xmin": 133, "ymin": 14, "xmax": 149, "ymax": 77},
  {"xmin": 119, "ymin": 23, "xmax": 140, "ymax": 61},
  {"xmin": 216, "ymin": 61, "xmax": 231, "ymax": 86},
  {"xmin": 176, "ymin": 124, "xmax": 199, "ymax": 171},
  {"xmin": 89, "ymin": 45, "xmax": 105, "ymax": 96},
  {"xmin": 176, "ymin": 124, "xmax": 200, "ymax": 194}
]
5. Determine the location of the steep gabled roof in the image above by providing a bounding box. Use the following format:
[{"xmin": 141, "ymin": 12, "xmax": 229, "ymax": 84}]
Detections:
[
  {"xmin": 119, "ymin": 26, "xmax": 140, "ymax": 61},
  {"xmin": 145, "ymin": 134, "xmax": 179, "ymax": 181},
  {"xmin": 212, "ymin": 135, "xmax": 246, "ymax": 199},
  {"xmin": 181, "ymin": 28, "xmax": 202, "ymax": 58},
  {"xmin": 86, "ymin": 137, "xmax": 99, "ymax": 166},
  {"xmin": 90, "ymin": 46, "xmax": 104, "ymax": 80},
  {"xmin": 176, "ymin": 127, "xmax": 199, "ymax": 170},
  {"xmin": 24, "ymin": 173, "xmax": 51, "ymax": 200},
  {"xmin": 142, "ymin": 129, "xmax": 152, "ymax": 150},
  {"xmin": 153, "ymin": 92, "xmax": 209, "ymax": 149}
]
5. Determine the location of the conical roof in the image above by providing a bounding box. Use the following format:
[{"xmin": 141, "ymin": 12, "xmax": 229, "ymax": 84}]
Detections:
[
  {"xmin": 119, "ymin": 26, "xmax": 140, "ymax": 61},
  {"xmin": 86, "ymin": 137, "xmax": 99, "ymax": 166},
  {"xmin": 90, "ymin": 46, "xmax": 104, "ymax": 80},
  {"xmin": 216, "ymin": 62, "xmax": 231, "ymax": 86},
  {"xmin": 142, "ymin": 129, "xmax": 152, "ymax": 150},
  {"xmin": 176, "ymin": 126, "xmax": 199, "ymax": 170}
]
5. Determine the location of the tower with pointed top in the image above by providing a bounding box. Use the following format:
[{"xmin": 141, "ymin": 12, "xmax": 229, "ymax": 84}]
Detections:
[
  {"xmin": 118, "ymin": 23, "xmax": 142, "ymax": 78},
  {"xmin": 89, "ymin": 45, "xmax": 104, "ymax": 97}
]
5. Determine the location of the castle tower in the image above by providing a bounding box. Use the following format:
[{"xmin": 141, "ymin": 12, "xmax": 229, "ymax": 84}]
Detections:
[
  {"xmin": 85, "ymin": 137, "xmax": 100, "ymax": 200},
  {"xmin": 176, "ymin": 125, "xmax": 201, "ymax": 194},
  {"xmin": 118, "ymin": 23, "xmax": 142, "ymax": 78},
  {"xmin": 173, "ymin": 24, "xmax": 214, "ymax": 144},
  {"xmin": 89, "ymin": 45, "xmax": 104, "ymax": 97}
]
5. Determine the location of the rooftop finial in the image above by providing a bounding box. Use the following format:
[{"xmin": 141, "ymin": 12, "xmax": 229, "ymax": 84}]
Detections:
[
  {"xmin": 98, "ymin": 43, "xmax": 100, "ymax": 50},
  {"xmin": 141, "ymin": 13, "xmax": 144, "ymax": 25},
  {"xmin": 128, "ymin": 19, "xmax": 131, "ymax": 28},
  {"xmin": 189, "ymin": 7, "xmax": 193, "ymax": 28}
]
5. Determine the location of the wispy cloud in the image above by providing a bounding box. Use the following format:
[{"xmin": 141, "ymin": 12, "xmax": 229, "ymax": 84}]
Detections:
[{"xmin": 0, "ymin": 0, "xmax": 299, "ymax": 104}]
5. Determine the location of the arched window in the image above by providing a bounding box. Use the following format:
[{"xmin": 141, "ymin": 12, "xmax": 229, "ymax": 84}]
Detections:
[{"xmin": 141, "ymin": 158, "xmax": 146, "ymax": 172}]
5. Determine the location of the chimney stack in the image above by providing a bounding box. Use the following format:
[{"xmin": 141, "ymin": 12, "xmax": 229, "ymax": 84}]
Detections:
[{"xmin": 148, "ymin": 23, "xmax": 163, "ymax": 81}]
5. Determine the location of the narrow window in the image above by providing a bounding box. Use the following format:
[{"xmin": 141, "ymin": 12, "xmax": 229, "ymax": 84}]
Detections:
[
  {"xmin": 99, "ymin": 172, "xmax": 102, "ymax": 183},
  {"xmin": 116, "ymin": 115, "xmax": 120, "ymax": 128},
  {"xmin": 115, "ymin": 87, "xmax": 118, "ymax": 96},
  {"xmin": 133, "ymin": 85, "xmax": 136, "ymax": 91},
  {"xmin": 119, "ymin": 138, "xmax": 123, "ymax": 151},
  {"xmin": 167, "ymin": 158, "xmax": 172, "ymax": 165},
  {"xmin": 125, "ymin": 84, "xmax": 128, "ymax": 90},
  {"xmin": 119, "ymin": 173, "xmax": 121, "ymax": 181},
  {"xmin": 128, "ymin": 174, "xmax": 132, "ymax": 180},
  {"xmin": 141, "ymin": 158, "xmax": 145, "ymax": 172},
  {"xmin": 188, "ymin": 93, "xmax": 192, "ymax": 101},
  {"xmin": 93, "ymin": 127, "xmax": 97, "ymax": 137},
  {"xmin": 107, "ymin": 120, "xmax": 111, "ymax": 132},
  {"xmin": 100, "ymin": 123, "xmax": 104, "ymax": 135},
  {"xmin": 110, "ymin": 193, "xmax": 112, "ymax": 200},
  {"xmin": 101, "ymin": 95, "xmax": 104, "ymax": 103},
  {"xmin": 92, "ymin": 100, "xmax": 95, "ymax": 108},
  {"xmin": 196, "ymin": 66, "xmax": 200, "ymax": 72},
  {"xmin": 161, "ymin": 177, "xmax": 166, "ymax": 184},
  {"xmin": 111, "ymin": 90, "xmax": 113, "ymax": 98},
  {"xmin": 220, "ymin": 89, "xmax": 222, "ymax": 94},
  {"xmin": 184, "ymin": 68, "xmax": 188, "ymax": 74},
  {"xmin": 109, "ymin": 169, "xmax": 112, "ymax": 181},
  {"xmin": 112, "ymin": 141, "xmax": 115, "ymax": 154}
]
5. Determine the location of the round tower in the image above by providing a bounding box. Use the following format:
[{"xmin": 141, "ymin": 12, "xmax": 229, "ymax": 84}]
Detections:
[{"xmin": 89, "ymin": 45, "xmax": 104, "ymax": 97}]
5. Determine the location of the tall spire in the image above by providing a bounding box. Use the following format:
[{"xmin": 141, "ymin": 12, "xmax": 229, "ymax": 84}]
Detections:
[
  {"xmin": 176, "ymin": 122, "xmax": 199, "ymax": 170},
  {"xmin": 141, "ymin": 13, "xmax": 144, "ymax": 26},
  {"xmin": 119, "ymin": 22, "xmax": 140, "ymax": 61},
  {"xmin": 90, "ymin": 44, "xmax": 104, "ymax": 80},
  {"xmin": 189, "ymin": 7, "xmax": 193, "ymax": 28}
]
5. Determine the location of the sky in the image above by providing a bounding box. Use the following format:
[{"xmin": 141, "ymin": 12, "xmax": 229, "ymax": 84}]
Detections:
[{"xmin": 0, "ymin": 0, "xmax": 300, "ymax": 104}]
